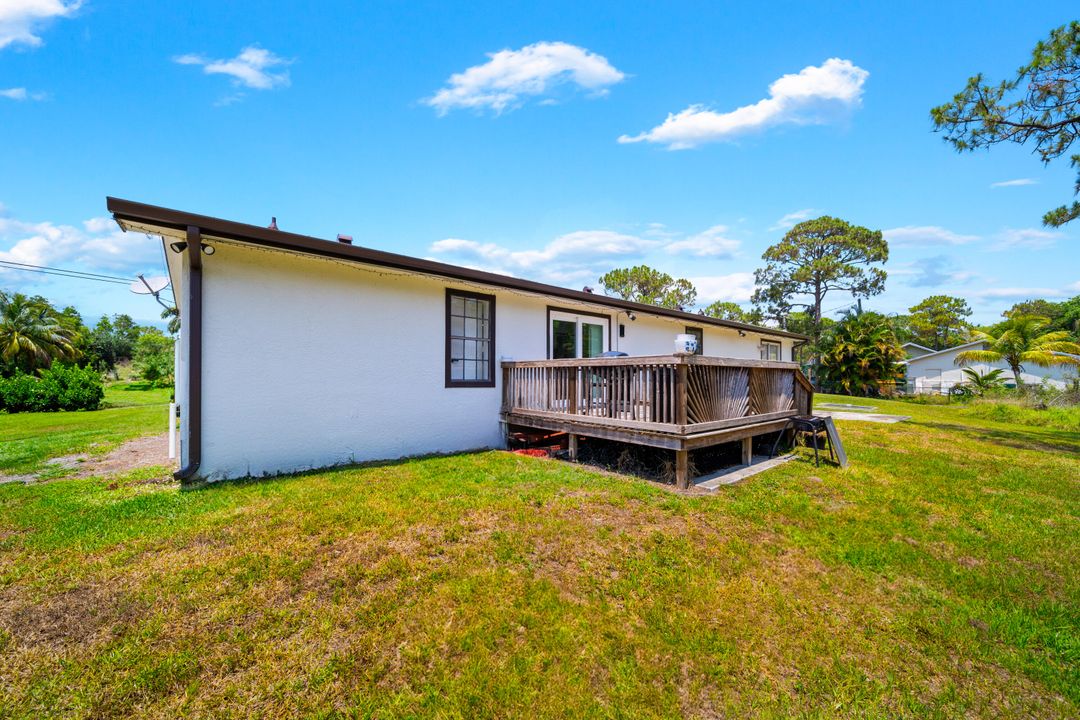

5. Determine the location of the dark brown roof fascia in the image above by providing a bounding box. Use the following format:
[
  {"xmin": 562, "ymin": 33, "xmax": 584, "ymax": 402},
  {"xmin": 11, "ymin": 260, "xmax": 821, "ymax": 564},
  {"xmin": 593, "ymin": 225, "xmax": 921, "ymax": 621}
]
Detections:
[{"xmin": 106, "ymin": 196, "xmax": 808, "ymax": 341}]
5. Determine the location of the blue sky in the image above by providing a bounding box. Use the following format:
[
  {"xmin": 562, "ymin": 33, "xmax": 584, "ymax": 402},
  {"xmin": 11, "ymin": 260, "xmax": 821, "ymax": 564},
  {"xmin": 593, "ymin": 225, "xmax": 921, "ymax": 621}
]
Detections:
[{"xmin": 1, "ymin": 1, "xmax": 1078, "ymax": 326}]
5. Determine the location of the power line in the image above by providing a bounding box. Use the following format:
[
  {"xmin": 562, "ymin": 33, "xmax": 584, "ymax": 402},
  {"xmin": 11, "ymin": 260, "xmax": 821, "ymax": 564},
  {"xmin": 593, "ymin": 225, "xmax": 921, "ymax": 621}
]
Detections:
[
  {"xmin": 0, "ymin": 259, "xmax": 135, "ymax": 283},
  {"xmin": 0, "ymin": 261, "xmax": 133, "ymax": 286}
]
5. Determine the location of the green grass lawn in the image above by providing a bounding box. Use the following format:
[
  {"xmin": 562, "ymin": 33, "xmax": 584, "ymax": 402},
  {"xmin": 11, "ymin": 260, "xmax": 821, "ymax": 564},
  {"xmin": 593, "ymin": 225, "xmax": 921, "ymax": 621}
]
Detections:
[
  {"xmin": 0, "ymin": 382, "xmax": 170, "ymax": 478},
  {"xmin": 0, "ymin": 395, "xmax": 1076, "ymax": 717}
]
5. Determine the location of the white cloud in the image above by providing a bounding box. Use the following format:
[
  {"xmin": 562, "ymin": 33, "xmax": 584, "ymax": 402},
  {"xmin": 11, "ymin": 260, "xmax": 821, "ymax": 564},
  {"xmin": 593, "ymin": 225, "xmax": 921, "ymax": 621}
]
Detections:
[
  {"xmin": 430, "ymin": 222, "xmax": 749, "ymax": 291},
  {"xmin": 0, "ymin": 0, "xmax": 79, "ymax": 50},
  {"xmin": 1, "ymin": 87, "xmax": 46, "ymax": 101},
  {"xmin": 1070, "ymin": 280, "xmax": 1080, "ymax": 292},
  {"xmin": 0, "ymin": 213, "xmax": 163, "ymax": 287},
  {"xmin": 175, "ymin": 45, "xmax": 291, "ymax": 91},
  {"xmin": 769, "ymin": 208, "xmax": 818, "ymax": 231},
  {"xmin": 990, "ymin": 178, "xmax": 1037, "ymax": 188},
  {"xmin": 991, "ymin": 228, "xmax": 1060, "ymax": 251},
  {"xmin": 643, "ymin": 222, "xmax": 679, "ymax": 239},
  {"xmin": 425, "ymin": 41, "xmax": 625, "ymax": 115},
  {"xmin": 883, "ymin": 226, "xmax": 980, "ymax": 247},
  {"xmin": 664, "ymin": 225, "xmax": 740, "ymax": 258},
  {"xmin": 688, "ymin": 273, "xmax": 757, "ymax": 303},
  {"xmin": 894, "ymin": 255, "xmax": 979, "ymax": 288},
  {"xmin": 430, "ymin": 230, "xmax": 656, "ymax": 275},
  {"xmin": 618, "ymin": 58, "xmax": 868, "ymax": 149},
  {"xmin": 971, "ymin": 287, "xmax": 1064, "ymax": 299}
]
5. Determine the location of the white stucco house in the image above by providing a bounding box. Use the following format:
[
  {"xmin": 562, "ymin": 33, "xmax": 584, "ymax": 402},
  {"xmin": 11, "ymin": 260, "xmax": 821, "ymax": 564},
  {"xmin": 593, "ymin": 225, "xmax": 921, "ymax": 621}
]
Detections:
[
  {"xmin": 108, "ymin": 198, "xmax": 807, "ymax": 483},
  {"xmin": 901, "ymin": 340, "xmax": 1077, "ymax": 394}
]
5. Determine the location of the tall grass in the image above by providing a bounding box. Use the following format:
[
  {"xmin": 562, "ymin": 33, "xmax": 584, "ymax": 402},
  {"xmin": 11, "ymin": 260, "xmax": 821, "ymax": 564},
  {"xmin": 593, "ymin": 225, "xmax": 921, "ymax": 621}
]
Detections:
[{"xmin": 957, "ymin": 397, "xmax": 1080, "ymax": 432}]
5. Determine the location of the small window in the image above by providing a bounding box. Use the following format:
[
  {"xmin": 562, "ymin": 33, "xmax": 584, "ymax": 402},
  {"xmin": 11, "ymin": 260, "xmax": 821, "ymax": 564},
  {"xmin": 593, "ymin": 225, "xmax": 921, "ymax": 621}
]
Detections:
[
  {"xmin": 446, "ymin": 289, "xmax": 495, "ymax": 387},
  {"xmin": 760, "ymin": 340, "xmax": 781, "ymax": 361},
  {"xmin": 685, "ymin": 326, "xmax": 703, "ymax": 355}
]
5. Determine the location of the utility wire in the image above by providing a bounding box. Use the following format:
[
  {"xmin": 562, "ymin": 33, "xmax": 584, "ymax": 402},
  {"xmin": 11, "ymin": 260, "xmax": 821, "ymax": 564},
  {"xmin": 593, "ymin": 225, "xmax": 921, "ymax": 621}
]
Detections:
[
  {"xmin": 0, "ymin": 259, "xmax": 135, "ymax": 283},
  {"xmin": 0, "ymin": 261, "xmax": 133, "ymax": 286}
]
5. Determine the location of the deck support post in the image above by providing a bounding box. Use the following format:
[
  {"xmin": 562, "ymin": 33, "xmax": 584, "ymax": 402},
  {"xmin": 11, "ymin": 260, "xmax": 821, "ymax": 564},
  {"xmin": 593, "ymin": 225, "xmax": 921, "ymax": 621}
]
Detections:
[
  {"xmin": 675, "ymin": 448, "xmax": 689, "ymax": 489},
  {"xmin": 568, "ymin": 434, "xmax": 578, "ymax": 461},
  {"xmin": 741, "ymin": 437, "xmax": 753, "ymax": 466}
]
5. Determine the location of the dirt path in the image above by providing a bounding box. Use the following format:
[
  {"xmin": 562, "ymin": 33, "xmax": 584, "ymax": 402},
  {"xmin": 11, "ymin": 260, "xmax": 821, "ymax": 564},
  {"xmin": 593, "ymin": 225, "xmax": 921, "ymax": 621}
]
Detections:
[{"xmin": 1, "ymin": 433, "xmax": 173, "ymax": 484}]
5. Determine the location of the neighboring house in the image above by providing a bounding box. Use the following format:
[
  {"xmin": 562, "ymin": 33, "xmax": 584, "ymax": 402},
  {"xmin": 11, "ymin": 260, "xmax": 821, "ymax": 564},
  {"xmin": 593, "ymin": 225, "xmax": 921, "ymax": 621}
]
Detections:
[
  {"xmin": 901, "ymin": 340, "xmax": 1076, "ymax": 394},
  {"xmin": 901, "ymin": 342, "xmax": 936, "ymax": 360},
  {"xmin": 108, "ymin": 198, "xmax": 807, "ymax": 483}
]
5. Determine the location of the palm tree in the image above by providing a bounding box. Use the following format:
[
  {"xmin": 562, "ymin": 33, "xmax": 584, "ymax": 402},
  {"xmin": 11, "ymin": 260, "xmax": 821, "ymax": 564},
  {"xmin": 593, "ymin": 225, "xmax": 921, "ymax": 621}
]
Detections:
[
  {"xmin": 960, "ymin": 367, "xmax": 1005, "ymax": 395},
  {"xmin": 818, "ymin": 311, "xmax": 906, "ymax": 396},
  {"xmin": 0, "ymin": 291, "xmax": 76, "ymax": 374},
  {"xmin": 955, "ymin": 315, "xmax": 1080, "ymax": 390}
]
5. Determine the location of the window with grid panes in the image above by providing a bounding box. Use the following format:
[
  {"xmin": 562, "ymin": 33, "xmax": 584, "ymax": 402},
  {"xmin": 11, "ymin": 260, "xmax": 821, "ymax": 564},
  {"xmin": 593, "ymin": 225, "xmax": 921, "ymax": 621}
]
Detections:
[{"xmin": 446, "ymin": 290, "xmax": 495, "ymax": 387}]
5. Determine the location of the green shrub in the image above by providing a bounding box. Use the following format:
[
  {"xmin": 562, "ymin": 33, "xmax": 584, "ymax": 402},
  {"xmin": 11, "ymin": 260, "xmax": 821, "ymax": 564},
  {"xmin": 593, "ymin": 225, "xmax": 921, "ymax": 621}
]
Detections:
[
  {"xmin": 0, "ymin": 374, "xmax": 41, "ymax": 412},
  {"xmin": 0, "ymin": 365, "xmax": 104, "ymax": 413}
]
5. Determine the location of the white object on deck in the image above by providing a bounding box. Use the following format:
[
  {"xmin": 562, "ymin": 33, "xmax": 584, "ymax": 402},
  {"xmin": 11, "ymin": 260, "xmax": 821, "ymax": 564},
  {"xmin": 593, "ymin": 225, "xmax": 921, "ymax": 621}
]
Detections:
[
  {"xmin": 168, "ymin": 402, "xmax": 177, "ymax": 460},
  {"xmin": 674, "ymin": 333, "xmax": 698, "ymax": 355}
]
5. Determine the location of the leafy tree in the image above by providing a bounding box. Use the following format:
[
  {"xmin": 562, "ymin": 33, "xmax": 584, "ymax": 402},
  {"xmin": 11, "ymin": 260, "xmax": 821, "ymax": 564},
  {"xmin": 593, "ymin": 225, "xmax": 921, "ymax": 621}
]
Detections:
[
  {"xmin": 161, "ymin": 305, "xmax": 180, "ymax": 334},
  {"xmin": 817, "ymin": 311, "xmax": 905, "ymax": 396},
  {"xmin": 111, "ymin": 314, "xmax": 141, "ymax": 348},
  {"xmin": 1005, "ymin": 298, "xmax": 1061, "ymax": 321},
  {"xmin": 89, "ymin": 317, "xmax": 128, "ymax": 376},
  {"xmin": 88, "ymin": 314, "xmax": 156, "ymax": 376},
  {"xmin": 908, "ymin": 295, "xmax": 973, "ymax": 350},
  {"xmin": 133, "ymin": 329, "xmax": 174, "ymax": 386},
  {"xmin": 599, "ymin": 266, "xmax": 697, "ymax": 309},
  {"xmin": 751, "ymin": 216, "xmax": 887, "ymax": 346},
  {"xmin": 931, "ymin": 22, "xmax": 1080, "ymax": 226},
  {"xmin": 700, "ymin": 301, "xmax": 759, "ymax": 323},
  {"xmin": 887, "ymin": 314, "xmax": 916, "ymax": 345},
  {"xmin": 1056, "ymin": 295, "xmax": 1080, "ymax": 336},
  {"xmin": 750, "ymin": 282, "xmax": 793, "ymax": 328},
  {"xmin": 0, "ymin": 291, "xmax": 77, "ymax": 376},
  {"xmin": 55, "ymin": 305, "xmax": 94, "ymax": 366},
  {"xmin": 954, "ymin": 314, "xmax": 1080, "ymax": 389}
]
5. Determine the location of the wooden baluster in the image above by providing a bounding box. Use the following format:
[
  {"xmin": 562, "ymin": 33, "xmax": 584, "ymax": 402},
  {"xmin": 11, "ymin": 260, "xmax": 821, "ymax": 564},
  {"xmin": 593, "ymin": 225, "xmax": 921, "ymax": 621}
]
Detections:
[
  {"xmin": 675, "ymin": 361, "xmax": 688, "ymax": 427},
  {"xmin": 568, "ymin": 367, "xmax": 578, "ymax": 415}
]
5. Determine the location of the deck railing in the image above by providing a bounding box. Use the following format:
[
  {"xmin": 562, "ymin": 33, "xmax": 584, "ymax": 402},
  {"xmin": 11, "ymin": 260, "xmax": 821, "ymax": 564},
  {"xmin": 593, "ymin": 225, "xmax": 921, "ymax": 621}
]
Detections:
[{"xmin": 501, "ymin": 355, "xmax": 813, "ymax": 435}]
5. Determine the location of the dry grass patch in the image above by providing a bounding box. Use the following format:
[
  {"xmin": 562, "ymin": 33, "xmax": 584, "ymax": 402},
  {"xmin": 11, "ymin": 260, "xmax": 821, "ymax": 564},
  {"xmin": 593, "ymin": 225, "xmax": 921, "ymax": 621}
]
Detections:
[{"xmin": 0, "ymin": 398, "xmax": 1077, "ymax": 717}]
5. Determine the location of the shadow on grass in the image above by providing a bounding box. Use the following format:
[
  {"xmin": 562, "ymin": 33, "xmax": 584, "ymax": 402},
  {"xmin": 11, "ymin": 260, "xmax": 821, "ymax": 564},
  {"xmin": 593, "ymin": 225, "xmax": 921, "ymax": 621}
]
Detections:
[
  {"xmin": 180, "ymin": 447, "xmax": 498, "ymax": 493},
  {"xmin": 911, "ymin": 420, "xmax": 1080, "ymax": 456}
]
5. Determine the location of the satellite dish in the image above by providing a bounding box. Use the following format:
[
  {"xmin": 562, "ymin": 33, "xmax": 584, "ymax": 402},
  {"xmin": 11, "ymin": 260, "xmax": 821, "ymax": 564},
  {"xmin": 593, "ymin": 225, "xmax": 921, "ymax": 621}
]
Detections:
[{"xmin": 130, "ymin": 275, "xmax": 170, "ymax": 295}]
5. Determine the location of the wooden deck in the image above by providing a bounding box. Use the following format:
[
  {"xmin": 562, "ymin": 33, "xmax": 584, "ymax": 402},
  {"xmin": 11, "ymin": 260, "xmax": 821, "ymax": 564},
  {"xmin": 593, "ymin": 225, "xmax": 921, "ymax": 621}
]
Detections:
[{"xmin": 501, "ymin": 354, "xmax": 814, "ymax": 488}]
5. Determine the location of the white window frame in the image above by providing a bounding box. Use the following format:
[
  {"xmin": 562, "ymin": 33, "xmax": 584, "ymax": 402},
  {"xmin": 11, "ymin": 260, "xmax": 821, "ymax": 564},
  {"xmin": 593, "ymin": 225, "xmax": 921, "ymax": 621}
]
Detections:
[
  {"xmin": 548, "ymin": 309, "xmax": 609, "ymax": 359},
  {"xmin": 760, "ymin": 340, "xmax": 781, "ymax": 361}
]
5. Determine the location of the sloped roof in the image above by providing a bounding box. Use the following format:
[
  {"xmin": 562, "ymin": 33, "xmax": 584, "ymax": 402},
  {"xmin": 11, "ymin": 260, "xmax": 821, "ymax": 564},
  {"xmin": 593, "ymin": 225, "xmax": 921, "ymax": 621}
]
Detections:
[
  {"xmin": 901, "ymin": 339, "xmax": 987, "ymax": 365},
  {"xmin": 107, "ymin": 197, "xmax": 809, "ymax": 341}
]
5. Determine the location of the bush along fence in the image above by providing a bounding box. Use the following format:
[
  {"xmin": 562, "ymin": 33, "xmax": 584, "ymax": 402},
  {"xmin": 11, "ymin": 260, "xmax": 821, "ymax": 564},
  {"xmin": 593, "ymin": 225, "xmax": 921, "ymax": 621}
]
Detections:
[{"xmin": 0, "ymin": 365, "xmax": 104, "ymax": 413}]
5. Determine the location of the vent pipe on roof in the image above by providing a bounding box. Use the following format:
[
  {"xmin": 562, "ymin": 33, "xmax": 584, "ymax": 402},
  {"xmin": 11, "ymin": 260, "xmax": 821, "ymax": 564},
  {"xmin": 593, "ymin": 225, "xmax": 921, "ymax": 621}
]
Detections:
[{"xmin": 337, "ymin": 234, "xmax": 353, "ymax": 245}]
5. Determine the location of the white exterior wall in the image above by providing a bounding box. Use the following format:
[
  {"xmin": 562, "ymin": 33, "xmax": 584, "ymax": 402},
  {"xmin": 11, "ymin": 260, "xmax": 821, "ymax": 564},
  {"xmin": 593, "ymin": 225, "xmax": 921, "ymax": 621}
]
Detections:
[
  {"xmin": 192, "ymin": 241, "xmax": 793, "ymax": 481},
  {"xmin": 906, "ymin": 345, "xmax": 1076, "ymax": 393}
]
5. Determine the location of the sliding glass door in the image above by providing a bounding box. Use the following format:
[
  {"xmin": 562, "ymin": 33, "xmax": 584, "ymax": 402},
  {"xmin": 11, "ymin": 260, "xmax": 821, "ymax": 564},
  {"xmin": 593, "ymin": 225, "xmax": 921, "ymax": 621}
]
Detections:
[{"xmin": 549, "ymin": 310, "xmax": 609, "ymax": 359}]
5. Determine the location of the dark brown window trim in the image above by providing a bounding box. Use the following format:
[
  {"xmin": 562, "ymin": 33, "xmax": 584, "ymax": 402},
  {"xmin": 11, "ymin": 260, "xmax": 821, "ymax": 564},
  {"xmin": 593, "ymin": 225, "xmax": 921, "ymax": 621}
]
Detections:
[
  {"xmin": 545, "ymin": 305, "xmax": 614, "ymax": 359},
  {"xmin": 685, "ymin": 326, "xmax": 704, "ymax": 355},
  {"xmin": 445, "ymin": 288, "xmax": 496, "ymax": 388}
]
